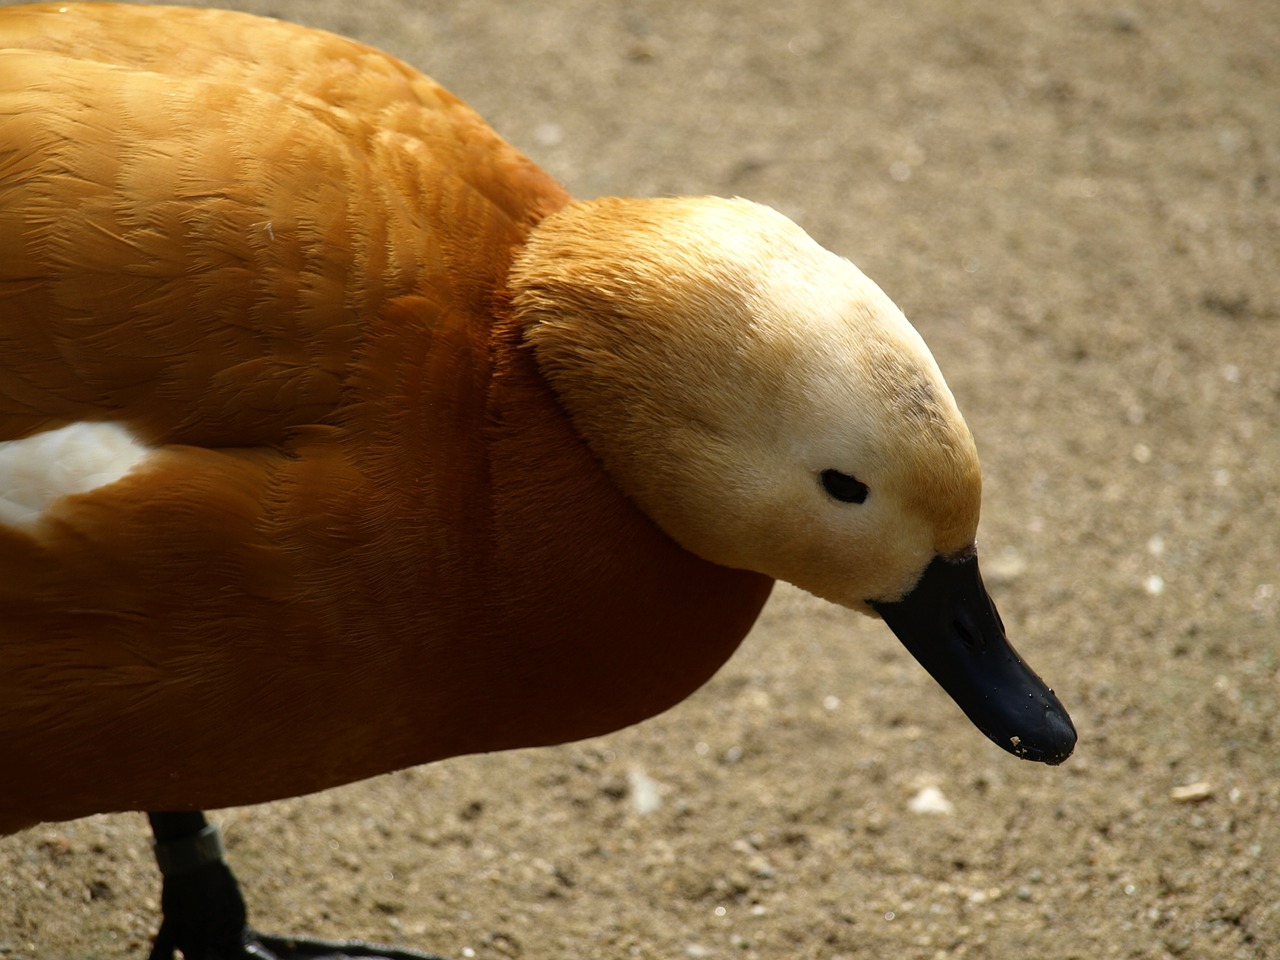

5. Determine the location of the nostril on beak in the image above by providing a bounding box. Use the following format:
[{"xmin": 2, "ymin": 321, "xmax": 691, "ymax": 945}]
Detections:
[{"xmin": 954, "ymin": 617, "xmax": 976, "ymax": 649}]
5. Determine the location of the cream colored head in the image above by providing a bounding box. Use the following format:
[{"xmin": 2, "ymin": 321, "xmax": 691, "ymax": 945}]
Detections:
[{"xmin": 510, "ymin": 196, "xmax": 982, "ymax": 612}]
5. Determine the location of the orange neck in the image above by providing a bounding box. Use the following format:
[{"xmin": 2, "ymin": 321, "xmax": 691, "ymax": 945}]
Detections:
[{"xmin": 457, "ymin": 309, "xmax": 775, "ymax": 751}]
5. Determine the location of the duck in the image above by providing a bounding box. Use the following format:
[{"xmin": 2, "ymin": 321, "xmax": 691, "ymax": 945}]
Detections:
[{"xmin": 0, "ymin": 4, "xmax": 1076, "ymax": 959}]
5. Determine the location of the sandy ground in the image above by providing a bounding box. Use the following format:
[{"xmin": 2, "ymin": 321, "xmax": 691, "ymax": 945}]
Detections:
[{"xmin": 1, "ymin": 0, "xmax": 1278, "ymax": 957}]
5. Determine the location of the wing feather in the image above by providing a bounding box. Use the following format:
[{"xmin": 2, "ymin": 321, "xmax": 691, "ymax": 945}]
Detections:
[{"xmin": 0, "ymin": 4, "xmax": 567, "ymax": 446}]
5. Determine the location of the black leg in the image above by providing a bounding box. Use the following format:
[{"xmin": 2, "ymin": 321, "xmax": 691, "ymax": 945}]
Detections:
[
  {"xmin": 148, "ymin": 812, "xmax": 253, "ymax": 960},
  {"xmin": 146, "ymin": 811, "xmax": 451, "ymax": 960}
]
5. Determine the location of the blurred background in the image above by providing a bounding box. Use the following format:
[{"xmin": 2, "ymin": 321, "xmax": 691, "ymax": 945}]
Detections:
[{"xmin": 1, "ymin": 1, "xmax": 1277, "ymax": 957}]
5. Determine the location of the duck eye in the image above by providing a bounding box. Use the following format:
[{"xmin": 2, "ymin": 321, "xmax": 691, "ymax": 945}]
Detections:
[{"xmin": 820, "ymin": 469, "xmax": 869, "ymax": 504}]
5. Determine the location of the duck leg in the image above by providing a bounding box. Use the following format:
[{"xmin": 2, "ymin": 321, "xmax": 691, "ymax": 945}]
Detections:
[{"xmin": 147, "ymin": 812, "xmax": 449, "ymax": 960}]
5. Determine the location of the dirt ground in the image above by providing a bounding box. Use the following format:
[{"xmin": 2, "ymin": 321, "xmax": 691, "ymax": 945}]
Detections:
[{"xmin": 1, "ymin": 0, "xmax": 1277, "ymax": 957}]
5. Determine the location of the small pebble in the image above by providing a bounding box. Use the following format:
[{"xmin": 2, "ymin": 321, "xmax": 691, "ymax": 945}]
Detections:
[
  {"xmin": 628, "ymin": 767, "xmax": 664, "ymax": 815},
  {"xmin": 908, "ymin": 785, "xmax": 955, "ymax": 816},
  {"xmin": 1170, "ymin": 781, "xmax": 1214, "ymax": 803}
]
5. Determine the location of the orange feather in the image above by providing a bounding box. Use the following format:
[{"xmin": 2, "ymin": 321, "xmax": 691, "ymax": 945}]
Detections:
[{"xmin": 0, "ymin": 3, "xmax": 773, "ymax": 832}]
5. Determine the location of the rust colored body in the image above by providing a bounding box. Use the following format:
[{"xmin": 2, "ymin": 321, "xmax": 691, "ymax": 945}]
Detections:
[{"xmin": 0, "ymin": 4, "xmax": 772, "ymax": 832}]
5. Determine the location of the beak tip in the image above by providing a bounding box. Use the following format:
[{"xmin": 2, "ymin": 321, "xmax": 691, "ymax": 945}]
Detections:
[
  {"xmin": 1040, "ymin": 708, "xmax": 1078, "ymax": 766},
  {"xmin": 996, "ymin": 698, "xmax": 1077, "ymax": 765}
]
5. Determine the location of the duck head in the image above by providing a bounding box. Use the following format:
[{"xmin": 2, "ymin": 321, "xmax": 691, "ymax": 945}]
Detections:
[{"xmin": 511, "ymin": 196, "xmax": 1075, "ymax": 764}]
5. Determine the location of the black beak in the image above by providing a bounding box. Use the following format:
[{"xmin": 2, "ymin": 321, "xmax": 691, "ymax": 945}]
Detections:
[{"xmin": 869, "ymin": 553, "xmax": 1076, "ymax": 764}]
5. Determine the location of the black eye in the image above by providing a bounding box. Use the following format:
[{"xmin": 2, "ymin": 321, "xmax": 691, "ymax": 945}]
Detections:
[{"xmin": 820, "ymin": 469, "xmax": 869, "ymax": 504}]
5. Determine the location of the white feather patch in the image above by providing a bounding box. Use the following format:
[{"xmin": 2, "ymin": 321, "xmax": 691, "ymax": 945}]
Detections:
[{"xmin": 0, "ymin": 422, "xmax": 152, "ymax": 528}]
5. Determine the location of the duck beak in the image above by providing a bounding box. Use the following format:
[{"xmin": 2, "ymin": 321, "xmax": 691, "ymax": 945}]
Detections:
[{"xmin": 868, "ymin": 553, "xmax": 1076, "ymax": 764}]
